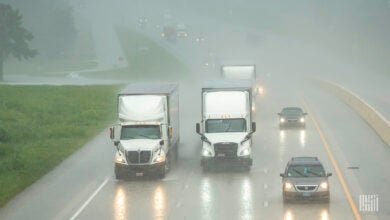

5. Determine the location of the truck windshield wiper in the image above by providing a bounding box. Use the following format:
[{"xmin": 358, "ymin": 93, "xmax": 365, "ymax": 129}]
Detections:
[{"xmin": 224, "ymin": 121, "xmax": 232, "ymax": 132}]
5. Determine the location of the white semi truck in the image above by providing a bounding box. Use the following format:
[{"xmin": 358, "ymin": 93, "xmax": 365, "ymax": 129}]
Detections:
[
  {"xmin": 221, "ymin": 65, "xmax": 264, "ymax": 96},
  {"xmin": 196, "ymin": 80, "xmax": 256, "ymax": 171},
  {"xmin": 110, "ymin": 83, "xmax": 180, "ymax": 179}
]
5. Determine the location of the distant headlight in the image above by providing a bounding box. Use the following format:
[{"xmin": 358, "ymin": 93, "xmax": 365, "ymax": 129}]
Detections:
[
  {"xmin": 300, "ymin": 117, "xmax": 305, "ymax": 123},
  {"xmin": 280, "ymin": 118, "xmax": 285, "ymax": 123}
]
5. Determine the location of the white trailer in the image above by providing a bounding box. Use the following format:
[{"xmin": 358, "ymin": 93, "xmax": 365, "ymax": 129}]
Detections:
[
  {"xmin": 221, "ymin": 65, "xmax": 264, "ymax": 96},
  {"xmin": 110, "ymin": 83, "xmax": 179, "ymax": 179},
  {"xmin": 196, "ymin": 80, "xmax": 256, "ymax": 171}
]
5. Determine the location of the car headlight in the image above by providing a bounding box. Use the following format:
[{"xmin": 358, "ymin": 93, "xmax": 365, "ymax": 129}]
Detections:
[
  {"xmin": 202, "ymin": 148, "xmax": 213, "ymax": 157},
  {"xmin": 280, "ymin": 118, "xmax": 285, "ymax": 123},
  {"xmin": 115, "ymin": 153, "xmax": 125, "ymax": 164},
  {"xmin": 319, "ymin": 182, "xmax": 328, "ymax": 190},
  {"xmin": 240, "ymin": 148, "xmax": 250, "ymax": 156},
  {"xmin": 300, "ymin": 117, "xmax": 305, "ymax": 123},
  {"xmin": 284, "ymin": 182, "xmax": 294, "ymax": 191}
]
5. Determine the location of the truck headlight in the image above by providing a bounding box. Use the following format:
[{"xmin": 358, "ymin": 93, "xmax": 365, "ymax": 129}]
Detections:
[
  {"xmin": 240, "ymin": 148, "xmax": 250, "ymax": 156},
  {"xmin": 280, "ymin": 118, "xmax": 285, "ymax": 123},
  {"xmin": 115, "ymin": 153, "xmax": 125, "ymax": 164},
  {"xmin": 202, "ymin": 148, "xmax": 213, "ymax": 157},
  {"xmin": 154, "ymin": 154, "xmax": 165, "ymax": 163},
  {"xmin": 300, "ymin": 117, "xmax": 305, "ymax": 123}
]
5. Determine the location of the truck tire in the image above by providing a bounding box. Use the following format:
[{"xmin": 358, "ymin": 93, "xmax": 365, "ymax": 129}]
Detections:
[
  {"xmin": 114, "ymin": 165, "xmax": 122, "ymax": 180},
  {"xmin": 202, "ymin": 164, "xmax": 210, "ymax": 172}
]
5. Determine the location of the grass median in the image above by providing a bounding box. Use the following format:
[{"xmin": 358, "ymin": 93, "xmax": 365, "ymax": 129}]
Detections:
[
  {"xmin": 0, "ymin": 84, "xmax": 120, "ymax": 207},
  {"xmin": 85, "ymin": 28, "xmax": 188, "ymax": 80}
]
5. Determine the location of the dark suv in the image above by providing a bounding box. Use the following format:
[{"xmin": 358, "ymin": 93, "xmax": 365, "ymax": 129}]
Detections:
[
  {"xmin": 280, "ymin": 157, "xmax": 332, "ymax": 203},
  {"xmin": 278, "ymin": 107, "xmax": 307, "ymax": 129}
]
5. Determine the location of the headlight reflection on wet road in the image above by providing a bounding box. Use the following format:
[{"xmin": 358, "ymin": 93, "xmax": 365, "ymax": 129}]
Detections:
[
  {"xmin": 300, "ymin": 130, "xmax": 306, "ymax": 147},
  {"xmin": 114, "ymin": 186, "xmax": 127, "ymax": 220},
  {"xmin": 201, "ymin": 177, "xmax": 212, "ymax": 219},
  {"xmin": 153, "ymin": 186, "xmax": 166, "ymax": 220},
  {"xmin": 239, "ymin": 177, "xmax": 253, "ymax": 220}
]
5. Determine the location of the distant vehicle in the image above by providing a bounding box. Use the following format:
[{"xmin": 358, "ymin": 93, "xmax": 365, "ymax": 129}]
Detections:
[
  {"xmin": 161, "ymin": 25, "xmax": 177, "ymax": 41},
  {"xmin": 221, "ymin": 65, "xmax": 264, "ymax": 96},
  {"xmin": 195, "ymin": 36, "xmax": 205, "ymax": 43},
  {"xmin": 280, "ymin": 157, "xmax": 332, "ymax": 203},
  {"xmin": 278, "ymin": 107, "xmax": 307, "ymax": 129},
  {"xmin": 138, "ymin": 17, "xmax": 148, "ymax": 27},
  {"xmin": 110, "ymin": 83, "xmax": 180, "ymax": 179},
  {"xmin": 176, "ymin": 24, "xmax": 188, "ymax": 38},
  {"xmin": 196, "ymin": 80, "xmax": 256, "ymax": 172}
]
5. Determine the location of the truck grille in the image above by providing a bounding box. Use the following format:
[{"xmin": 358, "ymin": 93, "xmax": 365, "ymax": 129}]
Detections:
[
  {"xmin": 295, "ymin": 185, "xmax": 318, "ymax": 192},
  {"xmin": 126, "ymin": 150, "xmax": 152, "ymax": 164},
  {"xmin": 214, "ymin": 142, "xmax": 238, "ymax": 158}
]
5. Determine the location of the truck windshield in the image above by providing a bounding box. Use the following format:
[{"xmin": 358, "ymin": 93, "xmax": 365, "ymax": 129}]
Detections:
[
  {"xmin": 121, "ymin": 125, "xmax": 161, "ymax": 139},
  {"xmin": 205, "ymin": 119, "xmax": 246, "ymax": 133}
]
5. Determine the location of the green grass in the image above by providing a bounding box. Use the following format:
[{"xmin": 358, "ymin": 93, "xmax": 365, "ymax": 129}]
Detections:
[
  {"xmin": 0, "ymin": 84, "xmax": 120, "ymax": 207},
  {"xmin": 85, "ymin": 28, "xmax": 188, "ymax": 81}
]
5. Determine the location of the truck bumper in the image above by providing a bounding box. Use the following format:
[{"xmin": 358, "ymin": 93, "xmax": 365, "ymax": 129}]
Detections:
[
  {"xmin": 201, "ymin": 156, "xmax": 252, "ymax": 168},
  {"xmin": 115, "ymin": 162, "xmax": 165, "ymax": 177}
]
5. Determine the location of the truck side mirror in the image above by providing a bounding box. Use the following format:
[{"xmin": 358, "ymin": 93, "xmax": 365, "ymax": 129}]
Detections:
[
  {"xmin": 168, "ymin": 126, "xmax": 173, "ymax": 138},
  {"xmin": 109, "ymin": 127, "xmax": 114, "ymax": 139},
  {"xmin": 251, "ymin": 122, "xmax": 256, "ymax": 133},
  {"xmin": 196, "ymin": 123, "xmax": 201, "ymax": 134},
  {"xmin": 277, "ymin": 113, "xmax": 281, "ymax": 116},
  {"xmin": 159, "ymin": 140, "xmax": 164, "ymax": 146},
  {"xmin": 327, "ymin": 172, "xmax": 332, "ymax": 177},
  {"xmin": 303, "ymin": 112, "xmax": 308, "ymax": 116},
  {"xmin": 280, "ymin": 173, "xmax": 285, "ymax": 177},
  {"xmin": 111, "ymin": 124, "xmax": 121, "ymax": 145}
]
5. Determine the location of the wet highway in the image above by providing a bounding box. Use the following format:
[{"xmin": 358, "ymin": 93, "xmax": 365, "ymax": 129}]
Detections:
[{"xmin": 0, "ymin": 0, "xmax": 389, "ymax": 219}]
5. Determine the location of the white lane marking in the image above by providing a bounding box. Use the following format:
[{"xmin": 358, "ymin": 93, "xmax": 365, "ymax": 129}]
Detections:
[
  {"xmin": 263, "ymin": 201, "xmax": 269, "ymax": 207},
  {"xmin": 69, "ymin": 177, "xmax": 110, "ymax": 220},
  {"xmin": 264, "ymin": 184, "xmax": 268, "ymax": 189}
]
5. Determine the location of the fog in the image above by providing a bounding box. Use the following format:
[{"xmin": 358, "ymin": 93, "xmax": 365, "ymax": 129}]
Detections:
[{"xmin": 1, "ymin": 0, "xmax": 389, "ymax": 219}]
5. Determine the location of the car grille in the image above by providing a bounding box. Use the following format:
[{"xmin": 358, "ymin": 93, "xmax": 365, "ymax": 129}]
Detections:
[
  {"xmin": 295, "ymin": 185, "xmax": 318, "ymax": 192},
  {"xmin": 126, "ymin": 150, "xmax": 152, "ymax": 164},
  {"xmin": 214, "ymin": 142, "xmax": 238, "ymax": 158},
  {"xmin": 287, "ymin": 119, "xmax": 298, "ymax": 123}
]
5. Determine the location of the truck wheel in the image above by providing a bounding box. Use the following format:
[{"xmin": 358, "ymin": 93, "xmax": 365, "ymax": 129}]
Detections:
[
  {"xmin": 242, "ymin": 166, "xmax": 251, "ymax": 172},
  {"xmin": 202, "ymin": 164, "xmax": 210, "ymax": 172},
  {"xmin": 174, "ymin": 145, "xmax": 179, "ymax": 161},
  {"xmin": 114, "ymin": 165, "xmax": 122, "ymax": 180},
  {"xmin": 283, "ymin": 195, "xmax": 289, "ymax": 203},
  {"xmin": 158, "ymin": 166, "xmax": 166, "ymax": 179}
]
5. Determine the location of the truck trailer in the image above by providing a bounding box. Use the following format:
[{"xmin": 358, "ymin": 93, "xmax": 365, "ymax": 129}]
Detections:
[
  {"xmin": 110, "ymin": 83, "xmax": 180, "ymax": 179},
  {"xmin": 196, "ymin": 80, "xmax": 256, "ymax": 171},
  {"xmin": 221, "ymin": 65, "xmax": 264, "ymax": 96}
]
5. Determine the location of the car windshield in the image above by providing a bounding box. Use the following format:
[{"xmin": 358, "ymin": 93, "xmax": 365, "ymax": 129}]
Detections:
[
  {"xmin": 121, "ymin": 125, "xmax": 161, "ymax": 139},
  {"xmin": 205, "ymin": 119, "xmax": 246, "ymax": 133},
  {"xmin": 282, "ymin": 108, "xmax": 303, "ymax": 115},
  {"xmin": 287, "ymin": 165, "xmax": 326, "ymax": 177}
]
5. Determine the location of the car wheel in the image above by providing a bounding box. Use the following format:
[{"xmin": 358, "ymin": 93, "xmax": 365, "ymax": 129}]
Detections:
[
  {"xmin": 158, "ymin": 167, "xmax": 166, "ymax": 179},
  {"xmin": 283, "ymin": 195, "xmax": 289, "ymax": 203}
]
